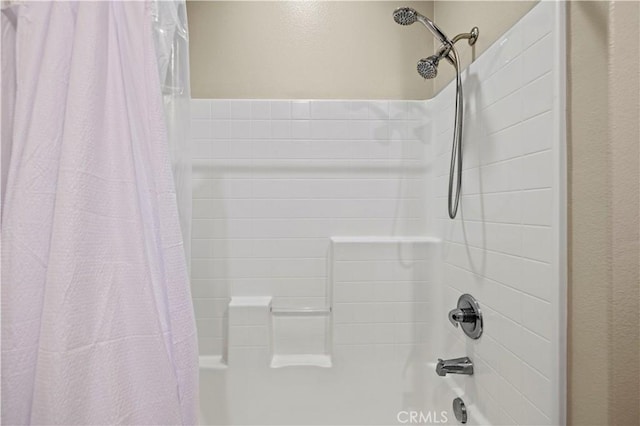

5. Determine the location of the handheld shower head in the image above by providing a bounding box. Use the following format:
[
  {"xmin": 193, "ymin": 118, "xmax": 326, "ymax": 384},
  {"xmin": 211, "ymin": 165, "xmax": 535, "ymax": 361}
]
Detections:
[
  {"xmin": 392, "ymin": 7, "xmax": 418, "ymax": 26},
  {"xmin": 392, "ymin": 7, "xmax": 450, "ymax": 45},
  {"xmin": 417, "ymin": 55, "xmax": 440, "ymax": 79}
]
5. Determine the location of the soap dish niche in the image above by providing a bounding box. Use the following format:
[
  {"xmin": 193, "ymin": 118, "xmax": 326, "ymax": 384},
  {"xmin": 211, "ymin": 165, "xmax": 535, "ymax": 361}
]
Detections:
[{"xmin": 269, "ymin": 306, "xmax": 332, "ymax": 368}]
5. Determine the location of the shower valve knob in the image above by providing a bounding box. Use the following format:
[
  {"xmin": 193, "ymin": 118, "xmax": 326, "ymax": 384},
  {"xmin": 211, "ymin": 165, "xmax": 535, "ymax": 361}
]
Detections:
[
  {"xmin": 447, "ymin": 294, "xmax": 483, "ymax": 339},
  {"xmin": 448, "ymin": 308, "xmax": 477, "ymax": 327}
]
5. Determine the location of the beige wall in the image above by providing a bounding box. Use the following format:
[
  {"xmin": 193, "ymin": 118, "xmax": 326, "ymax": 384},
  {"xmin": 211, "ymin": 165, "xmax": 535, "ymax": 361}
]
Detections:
[
  {"xmin": 187, "ymin": 0, "xmax": 538, "ymax": 99},
  {"xmin": 431, "ymin": 0, "xmax": 537, "ymax": 93},
  {"xmin": 568, "ymin": 2, "xmax": 640, "ymax": 425},
  {"xmin": 187, "ymin": 1, "xmax": 433, "ymax": 99},
  {"xmin": 608, "ymin": 2, "xmax": 640, "ymax": 422},
  {"xmin": 567, "ymin": 3, "xmax": 611, "ymax": 424}
]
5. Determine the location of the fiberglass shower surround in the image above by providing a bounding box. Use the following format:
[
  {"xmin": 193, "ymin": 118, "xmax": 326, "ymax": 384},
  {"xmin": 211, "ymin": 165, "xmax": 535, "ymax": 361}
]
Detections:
[{"xmin": 191, "ymin": 2, "xmax": 565, "ymax": 425}]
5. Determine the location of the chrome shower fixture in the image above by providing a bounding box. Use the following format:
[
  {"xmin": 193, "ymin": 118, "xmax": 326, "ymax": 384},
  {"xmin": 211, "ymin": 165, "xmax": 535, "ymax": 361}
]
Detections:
[
  {"xmin": 393, "ymin": 7, "xmax": 478, "ymax": 81},
  {"xmin": 393, "ymin": 7, "xmax": 479, "ymax": 219},
  {"xmin": 392, "ymin": 7, "xmax": 450, "ymax": 45},
  {"xmin": 391, "ymin": 6, "xmax": 418, "ymax": 25},
  {"xmin": 417, "ymin": 55, "xmax": 440, "ymax": 79}
]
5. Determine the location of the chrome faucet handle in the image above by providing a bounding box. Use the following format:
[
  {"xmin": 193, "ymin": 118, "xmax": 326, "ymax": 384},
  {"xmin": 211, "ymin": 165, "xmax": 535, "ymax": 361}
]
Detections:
[
  {"xmin": 448, "ymin": 294, "xmax": 483, "ymax": 339},
  {"xmin": 448, "ymin": 308, "xmax": 475, "ymax": 327},
  {"xmin": 448, "ymin": 308, "xmax": 462, "ymax": 327}
]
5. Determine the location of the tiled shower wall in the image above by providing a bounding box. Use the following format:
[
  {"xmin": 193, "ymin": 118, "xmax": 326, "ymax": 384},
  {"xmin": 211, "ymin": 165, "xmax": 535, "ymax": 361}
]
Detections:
[
  {"xmin": 331, "ymin": 237, "xmax": 439, "ymax": 366},
  {"xmin": 190, "ymin": 100, "xmax": 431, "ymax": 355},
  {"xmin": 433, "ymin": 2, "xmax": 564, "ymax": 425}
]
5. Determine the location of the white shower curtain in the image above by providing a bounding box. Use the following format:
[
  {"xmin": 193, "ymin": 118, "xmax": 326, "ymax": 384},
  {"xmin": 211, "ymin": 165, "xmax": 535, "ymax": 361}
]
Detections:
[
  {"xmin": 1, "ymin": 1, "xmax": 198, "ymax": 424},
  {"xmin": 151, "ymin": 0, "xmax": 192, "ymax": 268}
]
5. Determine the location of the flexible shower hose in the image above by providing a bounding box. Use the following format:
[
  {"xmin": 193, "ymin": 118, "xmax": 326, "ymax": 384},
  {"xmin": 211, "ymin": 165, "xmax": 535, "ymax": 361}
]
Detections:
[{"xmin": 448, "ymin": 47, "xmax": 464, "ymax": 219}]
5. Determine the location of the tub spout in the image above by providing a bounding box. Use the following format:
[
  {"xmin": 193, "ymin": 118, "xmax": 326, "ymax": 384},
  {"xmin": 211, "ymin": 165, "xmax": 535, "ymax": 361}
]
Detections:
[{"xmin": 435, "ymin": 357, "xmax": 474, "ymax": 376}]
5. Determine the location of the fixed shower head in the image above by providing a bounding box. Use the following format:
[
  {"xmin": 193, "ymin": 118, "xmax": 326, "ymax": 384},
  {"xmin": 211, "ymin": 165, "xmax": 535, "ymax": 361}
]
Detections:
[
  {"xmin": 392, "ymin": 7, "xmax": 450, "ymax": 45},
  {"xmin": 392, "ymin": 7, "xmax": 418, "ymax": 25},
  {"xmin": 417, "ymin": 55, "xmax": 440, "ymax": 79}
]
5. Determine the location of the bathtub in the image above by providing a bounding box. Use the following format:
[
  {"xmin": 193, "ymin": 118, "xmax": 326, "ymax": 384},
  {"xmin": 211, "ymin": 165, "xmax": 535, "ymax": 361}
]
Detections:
[
  {"xmin": 198, "ymin": 356, "xmax": 491, "ymax": 426},
  {"xmin": 200, "ymin": 362, "xmax": 476, "ymax": 425}
]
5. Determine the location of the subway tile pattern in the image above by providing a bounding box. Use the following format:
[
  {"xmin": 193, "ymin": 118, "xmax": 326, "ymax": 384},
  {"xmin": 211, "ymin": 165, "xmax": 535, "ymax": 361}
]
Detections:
[
  {"xmin": 331, "ymin": 238, "xmax": 439, "ymax": 366},
  {"xmin": 432, "ymin": 3, "xmax": 563, "ymax": 425},
  {"xmin": 190, "ymin": 99, "xmax": 431, "ymax": 355},
  {"xmin": 227, "ymin": 297, "xmax": 271, "ymax": 366}
]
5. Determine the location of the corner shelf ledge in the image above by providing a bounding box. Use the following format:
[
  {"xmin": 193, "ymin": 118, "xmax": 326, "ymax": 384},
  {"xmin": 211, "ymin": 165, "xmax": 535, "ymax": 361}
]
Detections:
[{"xmin": 270, "ymin": 354, "xmax": 333, "ymax": 369}]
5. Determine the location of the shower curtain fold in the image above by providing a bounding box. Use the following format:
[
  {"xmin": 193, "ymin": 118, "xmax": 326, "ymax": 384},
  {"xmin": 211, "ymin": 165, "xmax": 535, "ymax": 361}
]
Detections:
[{"xmin": 1, "ymin": 1, "xmax": 198, "ymax": 424}]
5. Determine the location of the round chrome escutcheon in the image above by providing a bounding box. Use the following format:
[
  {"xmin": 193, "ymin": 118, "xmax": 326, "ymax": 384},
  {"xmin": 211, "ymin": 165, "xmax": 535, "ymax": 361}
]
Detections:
[{"xmin": 457, "ymin": 294, "xmax": 483, "ymax": 339}]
